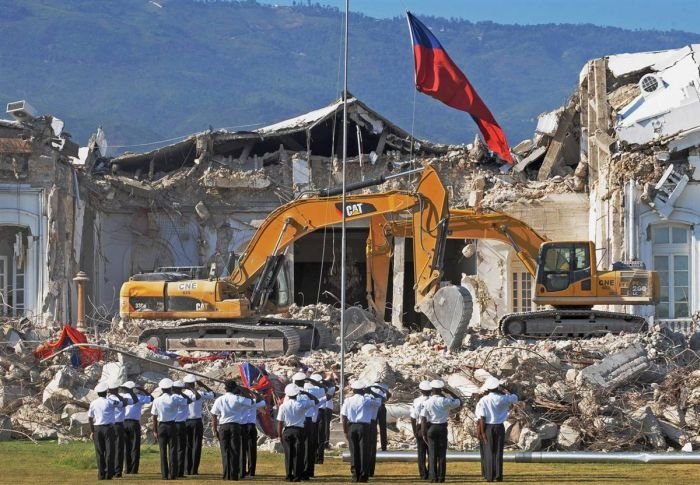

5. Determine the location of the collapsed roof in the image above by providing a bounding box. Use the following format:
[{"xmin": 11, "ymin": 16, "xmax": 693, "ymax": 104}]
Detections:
[{"xmin": 106, "ymin": 96, "xmax": 446, "ymax": 174}]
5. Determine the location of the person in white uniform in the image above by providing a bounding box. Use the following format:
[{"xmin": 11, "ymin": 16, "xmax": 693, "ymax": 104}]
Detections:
[
  {"xmin": 88, "ymin": 381, "xmax": 122, "ymax": 481},
  {"xmin": 240, "ymin": 385, "xmax": 266, "ymax": 478},
  {"xmin": 210, "ymin": 379, "xmax": 259, "ymax": 481},
  {"xmin": 121, "ymin": 380, "xmax": 153, "ymax": 475},
  {"xmin": 182, "ymin": 374, "xmax": 215, "ymax": 476},
  {"xmin": 410, "ymin": 380, "xmax": 433, "ymax": 480},
  {"xmin": 151, "ymin": 378, "xmax": 189, "ymax": 480},
  {"xmin": 317, "ymin": 376, "xmax": 336, "ymax": 464},
  {"xmin": 341, "ymin": 380, "xmax": 385, "ymax": 483},
  {"xmin": 420, "ymin": 379, "xmax": 461, "ymax": 483},
  {"xmin": 277, "ymin": 383, "xmax": 319, "ymax": 482},
  {"xmin": 475, "ymin": 377, "xmax": 518, "ymax": 483},
  {"xmin": 302, "ymin": 373, "xmax": 328, "ymax": 478},
  {"xmin": 108, "ymin": 380, "xmax": 134, "ymax": 478}
]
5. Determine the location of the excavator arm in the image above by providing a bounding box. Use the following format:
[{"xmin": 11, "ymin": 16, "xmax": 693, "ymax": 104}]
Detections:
[{"xmin": 230, "ymin": 166, "xmax": 450, "ymax": 313}]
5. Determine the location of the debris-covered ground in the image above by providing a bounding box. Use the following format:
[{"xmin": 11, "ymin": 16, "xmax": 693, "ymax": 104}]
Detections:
[{"xmin": 1, "ymin": 307, "xmax": 698, "ymax": 454}]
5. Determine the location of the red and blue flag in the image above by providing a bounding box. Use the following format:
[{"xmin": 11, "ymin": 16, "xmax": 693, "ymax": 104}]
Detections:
[{"xmin": 407, "ymin": 12, "xmax": 513, "ymax": 164}]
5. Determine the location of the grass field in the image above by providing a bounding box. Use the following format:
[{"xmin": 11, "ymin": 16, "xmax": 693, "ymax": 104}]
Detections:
[{"xmin": 0, "ymin": 441, "xmax": 698, "ymax": 484}]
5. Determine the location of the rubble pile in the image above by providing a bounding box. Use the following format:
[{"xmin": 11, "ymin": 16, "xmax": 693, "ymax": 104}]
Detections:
[{"xmin": 0, "ymin": 314, "xmax": 698, "ymax": 455}]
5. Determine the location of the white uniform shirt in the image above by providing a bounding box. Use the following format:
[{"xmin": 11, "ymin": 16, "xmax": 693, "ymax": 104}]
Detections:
[
  {"xmin": 151, "ymin": 393, "xmax": 188, "ymax": 422},
  {"xmin": 340, "ymin": 393, "xmax": 382, "ymax": 424},
  {"xmin": 124, "ymin": 394, "xmax": 153, "ymax": 421},
  {"xmin": 277, "ymin": 398, "xmax": 315, "ymax": 428},
  {"xmin": 210, "ymin": 393, "xmax": 254, "ymax": 425},
  {"xmin": 110, "ymin": 393, "xmax": 133, "ymax": 423},
  {"xmin": 475, "ymin": 393, "xmax": 518, "ymax": 424},
  {"xmin": 243, "ymin": 399, "xmax": 267, "ymax": 424},
  {"xmin": 420, "ymin": 395, "xmax": 461, "ymax": 424},
  {"xmin": 325, "ymin": 386, "xmax": 336, "ymax": 410},
  {"xmin": 173, "ymin": 392, "xmax": 190, "ymax": 422},
  {"xmin": 183, "ymin": 389, "xmax": 216, "ymax": 419},
  {"xmin": 303, "ymin": 384, "xmax": 327, "ymax": 422},
  {"xmin": 410, "ymin": 395, "xmax": 429, "ymax": 423},
  {"xmin": 88, "ymin": 396, "xmax": 118, "ymax": 426}
]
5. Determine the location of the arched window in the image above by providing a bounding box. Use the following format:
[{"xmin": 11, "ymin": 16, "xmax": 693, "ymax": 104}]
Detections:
[{"xmin": 652, "ymin": 224, "xmax": 691, "ymax": 319}]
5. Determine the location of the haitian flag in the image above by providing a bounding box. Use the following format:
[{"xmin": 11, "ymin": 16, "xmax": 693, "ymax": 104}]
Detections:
[{"xmin": 407, "ymin": 12, "xmax": 513, "ymax": 164}]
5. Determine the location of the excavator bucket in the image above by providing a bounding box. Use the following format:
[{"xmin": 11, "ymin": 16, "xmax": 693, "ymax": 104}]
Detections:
[
  {"xmin": 411, "ymin": 167, "xmax": 473, "ymax": 350},
  {"xmin": 418, "ymin": 285, "xmax": 473, "ymax": 351}
]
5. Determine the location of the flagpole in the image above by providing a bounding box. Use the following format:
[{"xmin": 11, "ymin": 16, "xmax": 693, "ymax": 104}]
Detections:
[{"xmin": 339, "ymin": 0, "xmax": 349, "ymax": 407}]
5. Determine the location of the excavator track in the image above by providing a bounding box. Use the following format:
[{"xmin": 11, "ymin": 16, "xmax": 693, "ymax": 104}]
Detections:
[
  {"xmin": 138, "ymin": 318, "xmax": 330, "ymax": 355},
  {"xmin": 499, "ymin": 309, "xmax": 648, "ymax": 339}
]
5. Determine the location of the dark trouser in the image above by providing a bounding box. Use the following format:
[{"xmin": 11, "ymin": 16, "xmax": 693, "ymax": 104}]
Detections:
[
  {"xmin": 304, "ymin": 417, "xmax": 318, "ymax": 478},
  {"xmin": 175, "ymin": 421, "xmax": 186, "ymax": 477},
  {"xmin": 123, "ymin": 419, "xmax": 142, "ymax": 474},
  {"xmin": 368, "ymin": 419, "xmax": 378, "ymax": 477},
  {"xmin": 480, "ymin": 423, "xmax": 505, "ymax": 482},
  {"xmin": 348, "ymin": 422, "xmax": 371, "ymax": 482},
  {"xmin": 93, "ymin": 424, "xmax": 115, "ymax": 480},
  {"xmin": 324, "ymin": 408, "xmax": 332, "ymax": 450},
  {"xmin": 316, "ymin": 409, "xmax": 328, "ymax": 464},
  {"xmin": 427, "ymin": 423, "xmax": 448, "ymax": 482},
  {"xmin": 416, "ymin": 432, "xmax": 429, "ymax": 479},
  {"xmin": 157, "ymin": 421, "xmax": 177, "ymax": 480},
  {"xmin": 185, "ymin": 418, "xmax": 204, "ymax": 475},
  {"xmin": 240, "ymin": 422, "xmax": 257, "ymax": 477},
  {"xmin": 219, "ymin": 422, "xmax": 242, "ymax": 480},
  {"xmin": 113, "ymin": 422, "xmax": 125, "ymax": 476},
  {"xmin": 378, "ymin": 404, "xmax": 388, "ymax": 451},
  {"xmin": 282, "ymin": 426, "xmax": 305, "ymax": 481}
]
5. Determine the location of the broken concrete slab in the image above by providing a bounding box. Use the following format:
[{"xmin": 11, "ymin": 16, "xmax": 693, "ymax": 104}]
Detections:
[
  {"xmin": 579, "ymin": 344, "xmax": 649, "ymax": 389},
  {"xmin": 631, "ymin": 406, "xmax": 666, "ymax": 449},
  {"xmin": 0, "ymin": 414, "xmax": 12, "ymax": 441},
  {"xmin": 343, "ymin": 307, "xmax": 377, "ymax": 342},
  {"xmin": 101, "ymin": 361, "xmax": 128, "ymax": 385},
  {"xmin": 357, "ymin": 358, "xmax": 396, "ymax": 387},
  {"xmin": 513, "ymin": 146, "xmax": 547, "ymax": 173},
  {"xmin": 557, "ymin": 418, "xmax": 582, "ymax": 450},
  {"xmin": 518, "ymin": 427, "xmax": 542, "ymax": 451}
]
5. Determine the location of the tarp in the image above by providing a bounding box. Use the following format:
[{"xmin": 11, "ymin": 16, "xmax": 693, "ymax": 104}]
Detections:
[{"xmin": 34, "ymin": 324, "xmax": 102, "ymax": 367}]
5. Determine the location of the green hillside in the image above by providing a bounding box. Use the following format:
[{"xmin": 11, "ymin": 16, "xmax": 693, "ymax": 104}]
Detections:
[{"xmin": 1, "ymin": 0, "xmax": 698, "ymax": 151}]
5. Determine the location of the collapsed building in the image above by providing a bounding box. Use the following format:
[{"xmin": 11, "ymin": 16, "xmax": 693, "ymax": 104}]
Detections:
[{"xmin": 0, "ymin": 45, "xmax": 699, "ymax": 452}]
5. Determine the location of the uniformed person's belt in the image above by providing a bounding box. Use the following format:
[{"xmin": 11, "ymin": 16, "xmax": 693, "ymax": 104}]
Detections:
[
  {"xmin": 285, "ymin": 426, "xmax": 304, "ymax": 430},
  {"xmin": 429, "ymin": 422, "xmax": 448, "ymax": 426},
  {"xmin": 159, "ymin": 420, "xmax": 175, "ymax": 424},
  {"xmin": 350, "ymin": 421, "xmax": 370, "ymax": 425},
  {"xmin": 124, "ymin": 419, "xmax": 139, "ymax": 422}
]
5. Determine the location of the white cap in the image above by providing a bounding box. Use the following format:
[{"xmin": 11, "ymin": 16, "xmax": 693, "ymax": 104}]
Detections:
[
  {"xmin": 183, "ymin": 375, "xmax": 197, "ymax": 384},
  {"xmin": 95, "ymin": 382, "xmax": 108, "ymax": 393},
  {"xmin": 122, "ymin": 381, "xmax": 135, "ymax": 389},
  {"xmin": 310, "ymin": 373, "xmax": 323, "ymax": 382},
  {"xmin": 173, "ymin": 380, "xmax": 184, "ymax": 388},
  {"xmin": 108, "ymin": 380, "xmax": 121, "ymax": 389},
  {"xmin": 292, "ymin": 372, "xmax": 306, "ymax": 381},
  {"xmin": 350, "ymin": 380, "xmax": 366, "ymax": 390},
  {"xmin": 285, "ymin": 383, "xmax": 300, "ymax": 397},
  {"xmin": 159, "ymin": 378, "xmax": 173, "ymax": 389},
  {"xmin": 419, "ymin": 380, "xmax": 432, "ymax": 391},
  {"xmin": 481, "ymin": 377, "xmax": 500, "ymax": 392},
  {"xmin": 430, "ymin": 379, "xmax": 445, "ymax": 389}
]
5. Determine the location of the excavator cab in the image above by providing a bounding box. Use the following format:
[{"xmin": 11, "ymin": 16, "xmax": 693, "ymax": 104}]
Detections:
[{"xmin": 535, "ymin": 242, "xmax": 595, "ymax": 301}]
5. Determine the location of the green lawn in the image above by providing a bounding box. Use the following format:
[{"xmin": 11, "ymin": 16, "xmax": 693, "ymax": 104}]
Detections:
[{"xmin": 0, "ymin": 441, "xmax": 698, "ymax": 484}]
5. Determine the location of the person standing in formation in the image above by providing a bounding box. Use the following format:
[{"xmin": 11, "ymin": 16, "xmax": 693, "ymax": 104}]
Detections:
[
  {"xmin": 421, "ymin": 380, "xmax": 462, "ymax": 483},
  {"xmin": 475, "ymin": 377, "xmax": 518, "ymax": 483},
  {"xmin": 88, "ymin": 382, "xmax": 123, "ymax": 481},
  {"xmin": 410, "ymin": 380, "xmax": 433, "ymax": 480},
  {"xmin": 368, "ymin": 382, "xmax": 391, "ymax": 477},
  {"xmin": 121, "ymin": 380, "xmax": 153, "ymax": 475},
  {"xmin": 303, "ymin": 373, "xmax": 327, "ymax": 479},
  {"xmin": 316, "ymin": 375, "xmax": 336, "ymax": 465},
  {"xmin": 240, "ymin": 384, "xmax": 266, "ymax": 478},
  {"xmin": 182, "ymin": 374, "xmax": 216, "ymax": 476},
  {"xmin": 277, "ymin": 383, "xmax": 320, "ymax": 482},
  {"xmin": 108, "ymin": 380, "xmax": 133, "ymax": 478},
  {"xmin": 341, "ymin": 380, "xmax": 385, "ymax": 483},
  {"xmin": 152, "ymin": 378, "xmax": 190, "ymax": 480},
  {"xmin": 210, "ymin": 379, "xmax": 262, "ymax": 481},
  {"xmin": 172, "ymin": 380, "xmax": 190, "ymax": 478}
]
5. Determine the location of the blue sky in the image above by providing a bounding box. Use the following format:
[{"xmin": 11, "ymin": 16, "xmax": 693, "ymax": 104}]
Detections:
[{"xmin": 260, "ymin": 0, "xmax": 700, "ymax": 34}]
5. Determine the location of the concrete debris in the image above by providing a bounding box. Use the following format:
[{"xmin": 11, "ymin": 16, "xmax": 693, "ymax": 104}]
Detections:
[{"xmin": 579, "ymin": 344, "xmax": 649, "ymax": 389}]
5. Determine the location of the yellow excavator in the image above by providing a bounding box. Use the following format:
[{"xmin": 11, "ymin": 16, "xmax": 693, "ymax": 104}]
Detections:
[
  {"xmin": 370, "ymin": 209, "xmax": 659, "ymax": 340},
  {"xmin": 121, "ymin": 165, "xmax": 454, "ymax": 354}
]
